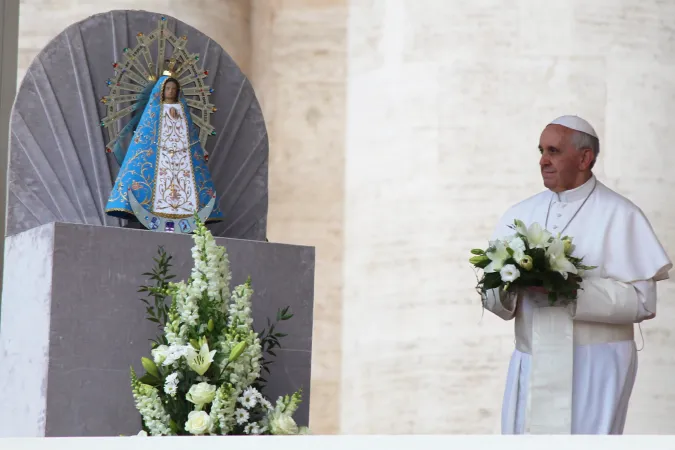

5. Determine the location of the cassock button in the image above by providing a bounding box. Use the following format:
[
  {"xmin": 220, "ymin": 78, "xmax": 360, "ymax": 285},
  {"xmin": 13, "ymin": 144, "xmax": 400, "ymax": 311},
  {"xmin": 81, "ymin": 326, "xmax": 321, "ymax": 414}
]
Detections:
[
  {"xmin": 557, "ymin": 213, "xmax": 562, "ymax": 218},
  {"xmin": 553, "ymin": 225, "xmax": 558, "ymax": 230}
]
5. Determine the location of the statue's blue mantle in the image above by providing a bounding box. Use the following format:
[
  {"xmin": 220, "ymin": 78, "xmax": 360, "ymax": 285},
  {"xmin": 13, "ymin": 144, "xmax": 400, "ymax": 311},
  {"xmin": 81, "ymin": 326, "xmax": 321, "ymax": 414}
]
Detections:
[{"xmin": 105, "ymin": 75, "xmax": 223, "ymax": 223}]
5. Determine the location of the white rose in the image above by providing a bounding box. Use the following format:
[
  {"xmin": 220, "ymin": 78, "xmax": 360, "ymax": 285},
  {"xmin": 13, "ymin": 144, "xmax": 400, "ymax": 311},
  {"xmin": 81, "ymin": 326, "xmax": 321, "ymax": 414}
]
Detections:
[
  {"xmin": 499, "ymin": 264, "xmax": 520, "ymax": 283},
  {"xmin": 269, "ymin": 413, "xmax": 299, "ymax": 435},
  {"xmin": 151, "ymin": 345, "xmax": 169, "ymax": 364},
  {"xmin": 135, "ymin": 430, "xmax": 148, "ymax": 437},
  {"xmin": 186, "ymin": 382, "xmax": 216, "ymax": 406},
  {"xmin": 185, "ymin": 410, "xmax": 212, "ymax": 435}
]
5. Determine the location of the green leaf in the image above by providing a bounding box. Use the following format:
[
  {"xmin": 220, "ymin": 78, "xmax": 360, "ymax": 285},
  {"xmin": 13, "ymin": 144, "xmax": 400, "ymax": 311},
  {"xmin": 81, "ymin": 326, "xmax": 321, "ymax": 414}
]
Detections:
[
  {"xmin": 482, "ymin": 272, "xmax": 502, "ymax": 290},
  {"xmin": 470, "ymin": 248, "xmax": 485, "ymax": 255},
  {"xmin": 473, "ymin": 258, "xmax": 491, "ymax": 269},
  {"xmin": 138, "ymin": 373, "xmax": 161, "ymax": 386}
]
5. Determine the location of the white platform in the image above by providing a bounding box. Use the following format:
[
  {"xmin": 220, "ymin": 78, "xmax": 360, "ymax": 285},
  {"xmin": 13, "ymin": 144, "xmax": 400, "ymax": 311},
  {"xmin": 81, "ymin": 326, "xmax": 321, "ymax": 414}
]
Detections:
[{"xmin": 2, "ymin": 436, "xmax": 675, "ymax": 450}]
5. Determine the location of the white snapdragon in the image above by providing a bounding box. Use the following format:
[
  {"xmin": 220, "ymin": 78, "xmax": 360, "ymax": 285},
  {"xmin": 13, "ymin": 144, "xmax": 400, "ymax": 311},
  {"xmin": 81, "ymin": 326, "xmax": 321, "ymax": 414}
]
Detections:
[
  {"xmin": 227, "ymin": 284, "xmax": 254, "ymax": 330},
  {"xmin": 131, "ymin": 380, "xmax": 173, "ymax": 436},
  {"xmin": 209, "ymin": 384, "xmax": 237, "ymax": 434},
  {"xmin": 175, "ymin": 282, "xmax": 199, "ymax": 327}
]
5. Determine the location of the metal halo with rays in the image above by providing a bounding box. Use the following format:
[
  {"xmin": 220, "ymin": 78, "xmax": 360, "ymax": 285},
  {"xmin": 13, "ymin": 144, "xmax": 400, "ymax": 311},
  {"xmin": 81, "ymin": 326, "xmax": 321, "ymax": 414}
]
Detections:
[{"xmin": 100, "ymin": 16, "xmax": 217, "ymax": 165}]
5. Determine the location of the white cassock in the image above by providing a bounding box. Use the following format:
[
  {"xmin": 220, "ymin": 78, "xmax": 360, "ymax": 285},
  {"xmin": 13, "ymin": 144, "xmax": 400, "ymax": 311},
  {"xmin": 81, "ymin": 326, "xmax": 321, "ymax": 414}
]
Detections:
[{"xmin": 485, "ymin": 175, "xmax": 672, "ymax": 434}]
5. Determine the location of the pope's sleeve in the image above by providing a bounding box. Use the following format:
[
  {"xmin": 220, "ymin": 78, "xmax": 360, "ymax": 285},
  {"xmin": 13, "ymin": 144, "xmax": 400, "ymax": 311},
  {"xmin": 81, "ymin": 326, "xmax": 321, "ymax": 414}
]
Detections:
[
  {"xmin": 570, "ymin": 278, "xmax": 657, "ymax": 324},
  {"xmin": 483, "ymin": 288, "xmax": 517, "ymax": 320},
  {"xmin": 482, "ymin": 209, "xmax": 518, "ymax": 321}
]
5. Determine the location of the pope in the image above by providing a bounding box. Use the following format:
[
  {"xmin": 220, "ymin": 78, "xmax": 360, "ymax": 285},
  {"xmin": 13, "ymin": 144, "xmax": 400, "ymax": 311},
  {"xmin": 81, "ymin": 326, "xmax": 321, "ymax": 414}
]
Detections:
[{"xmin": 483, "ymin": 115, "xmax": 672, "ymax": 434}]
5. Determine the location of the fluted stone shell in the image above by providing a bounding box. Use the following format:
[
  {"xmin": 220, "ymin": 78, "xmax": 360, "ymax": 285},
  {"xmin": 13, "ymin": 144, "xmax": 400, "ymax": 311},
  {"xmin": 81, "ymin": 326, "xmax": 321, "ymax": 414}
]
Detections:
[{"xmin": 8, "ymin": 10, "xmax": 268, "ymax": 240}]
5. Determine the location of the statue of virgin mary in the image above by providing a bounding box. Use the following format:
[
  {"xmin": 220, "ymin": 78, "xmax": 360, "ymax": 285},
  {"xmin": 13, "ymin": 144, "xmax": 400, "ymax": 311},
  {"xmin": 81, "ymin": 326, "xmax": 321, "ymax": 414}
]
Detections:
[{"xmin": 105, "ymin": 74, "xmax": 223, "ymax": 231}]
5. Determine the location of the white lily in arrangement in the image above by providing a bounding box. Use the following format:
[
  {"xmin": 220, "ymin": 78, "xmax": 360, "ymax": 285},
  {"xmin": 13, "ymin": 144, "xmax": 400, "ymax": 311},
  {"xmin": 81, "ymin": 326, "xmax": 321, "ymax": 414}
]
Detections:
[
  {"xmin": 507, "ymin": 236, "xmax": 527, "ymax": 262},
  {"xmin": 186, "ymin": 341, "xmax": 216, "ymax": 376},
  {"xmin": 546, "ymin": 238, "xmax": 578, "ymax": 279},
  {"xmin": 515, "ymin": 219, "xmax": 552, "ymax": 249},
  {"xmin": 485, "ymin": 240, "xmax": 510, "ymax": 273}
]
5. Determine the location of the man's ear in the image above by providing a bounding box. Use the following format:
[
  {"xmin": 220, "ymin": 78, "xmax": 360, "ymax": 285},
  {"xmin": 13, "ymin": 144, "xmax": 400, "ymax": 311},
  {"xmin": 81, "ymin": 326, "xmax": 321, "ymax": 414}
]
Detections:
[{"xmin": 579, "ymin": 148, "xmax": 595, "ymax": 170}]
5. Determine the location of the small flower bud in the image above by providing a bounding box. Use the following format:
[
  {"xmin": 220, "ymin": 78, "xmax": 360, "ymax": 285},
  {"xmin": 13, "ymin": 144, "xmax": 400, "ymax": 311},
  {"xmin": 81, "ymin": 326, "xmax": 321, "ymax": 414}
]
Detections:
[{"xmin": 519, "ymin": 255, "xmax": 533, "ymax": 271}]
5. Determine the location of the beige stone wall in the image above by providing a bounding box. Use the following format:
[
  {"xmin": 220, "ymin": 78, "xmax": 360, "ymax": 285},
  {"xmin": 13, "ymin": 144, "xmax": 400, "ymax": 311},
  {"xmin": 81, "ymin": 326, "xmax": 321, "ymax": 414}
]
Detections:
[
  {"xmin": 17, "ymin": 0, "xmax": 251, "ymax": 84},
  {"xmin": 249, "ymin": 0, "xmax": 347, "ymax": 435},
  {"xmin": 342, "ymin": 0, "xmax": 675, "ymax": 435}
]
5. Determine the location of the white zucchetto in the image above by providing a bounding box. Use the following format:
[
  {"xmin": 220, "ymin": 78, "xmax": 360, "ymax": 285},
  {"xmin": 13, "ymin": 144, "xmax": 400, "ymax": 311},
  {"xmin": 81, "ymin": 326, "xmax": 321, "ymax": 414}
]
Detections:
[{"xmin": 549, "ymin": 115, "xmax": 598, "ymax": 138}]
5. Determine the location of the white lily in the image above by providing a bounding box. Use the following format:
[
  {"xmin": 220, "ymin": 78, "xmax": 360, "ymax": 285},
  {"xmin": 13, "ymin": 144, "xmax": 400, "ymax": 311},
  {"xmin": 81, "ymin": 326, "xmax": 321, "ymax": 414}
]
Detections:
[
  {"xmin": 507, "ymin": 236, "xmax": 526, "ymax": 261},
  {"xmin": 185, "ymin": 342, "xmax": 217, "ymax": 376},
  {"xmin": 484, "ymin": 240, "xmax": 510, "ymax": 273},
  {"xmin": 515, "ymin": 220, "xmax": 552, "ymax": 249},
  {"xmin": 546, "ymin": 238, "xmax": 578, "ymax": 279}
]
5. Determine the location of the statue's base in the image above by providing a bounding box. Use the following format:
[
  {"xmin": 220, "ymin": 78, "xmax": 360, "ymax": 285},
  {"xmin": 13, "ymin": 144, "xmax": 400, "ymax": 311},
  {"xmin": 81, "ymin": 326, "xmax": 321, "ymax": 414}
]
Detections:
[{"xmin": 0, "ymin": 223, "xmax": 315, "ymax": 437}]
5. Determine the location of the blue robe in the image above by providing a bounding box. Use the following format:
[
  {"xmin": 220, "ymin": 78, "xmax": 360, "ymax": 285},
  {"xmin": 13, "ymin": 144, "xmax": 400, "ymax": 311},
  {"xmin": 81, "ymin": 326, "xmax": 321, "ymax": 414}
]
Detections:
[{"xmin": 105, "ymin": 76, "xmax": 223, "ymax": 222}]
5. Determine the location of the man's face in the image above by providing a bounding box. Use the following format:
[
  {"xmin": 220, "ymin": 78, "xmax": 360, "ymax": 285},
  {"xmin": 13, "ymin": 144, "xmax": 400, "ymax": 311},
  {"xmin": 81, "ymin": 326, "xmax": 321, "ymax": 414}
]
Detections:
[
  {"xmin": 538, "ymin": 125, "xmax": 591, "ymax": 192},
  {"xmin": 164, "ymin": 81, "xmax": 178, "ymax": 101}
]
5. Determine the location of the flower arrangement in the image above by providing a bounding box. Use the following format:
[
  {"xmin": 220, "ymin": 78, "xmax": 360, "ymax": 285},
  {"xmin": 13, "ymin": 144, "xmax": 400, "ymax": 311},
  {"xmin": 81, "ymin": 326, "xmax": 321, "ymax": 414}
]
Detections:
[
  {"xmin": 470, "ymin": 219, "xmax": 595, "ymax": 305},
  {"xmin": 130, "ymin": 219, "xmax": 308, "ymax": 436}
]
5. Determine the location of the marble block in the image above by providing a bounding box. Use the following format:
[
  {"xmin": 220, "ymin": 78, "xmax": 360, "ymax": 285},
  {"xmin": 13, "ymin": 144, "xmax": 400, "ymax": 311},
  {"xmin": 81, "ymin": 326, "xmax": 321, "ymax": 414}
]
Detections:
[{"xmin": 0, "ymin": 222, "xmax": 315, "ymax": 437}]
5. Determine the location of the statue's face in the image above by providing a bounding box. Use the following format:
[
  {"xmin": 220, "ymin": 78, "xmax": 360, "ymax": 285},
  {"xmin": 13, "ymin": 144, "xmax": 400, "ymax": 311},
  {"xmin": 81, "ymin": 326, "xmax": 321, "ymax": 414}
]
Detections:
[{"xmin": 164, "ymin": 81, "xmax": 178, "ymax": 102}]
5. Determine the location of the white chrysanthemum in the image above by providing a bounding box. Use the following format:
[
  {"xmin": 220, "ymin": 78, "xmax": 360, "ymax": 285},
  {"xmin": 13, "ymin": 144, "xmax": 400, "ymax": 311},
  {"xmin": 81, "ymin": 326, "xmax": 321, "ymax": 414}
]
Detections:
[
  {"xmin": 260, "ymin": 398, "xmax": 273, "ymax": 411},
  {"xmin": 239, "ymin": 386, "xmax": 260, "ymax": 409},
  {"xmin": 244, "ymin": 422, "xmax": 263, "ymax": 435},
  {"xmin": 164, "ymin": 372, "xmax": 179, "ymax": 397},
  {"xmin": 234, "ymin": 408, "xmax": 249, "ymax": 425},
  {"xmin": 162, "ymin": 344, "xmax": 189, "ymax": 367}
]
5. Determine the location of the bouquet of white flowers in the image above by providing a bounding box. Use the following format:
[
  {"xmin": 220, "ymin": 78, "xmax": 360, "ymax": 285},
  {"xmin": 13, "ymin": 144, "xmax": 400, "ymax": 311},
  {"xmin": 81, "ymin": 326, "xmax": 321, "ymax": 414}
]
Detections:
[
  {"xmin": 470, "ymin": 219, "xmax": 596, "ymax": 305},
  {"xmin": 130, "ymin": 219, "xmax": 308, "ymax": 436}
]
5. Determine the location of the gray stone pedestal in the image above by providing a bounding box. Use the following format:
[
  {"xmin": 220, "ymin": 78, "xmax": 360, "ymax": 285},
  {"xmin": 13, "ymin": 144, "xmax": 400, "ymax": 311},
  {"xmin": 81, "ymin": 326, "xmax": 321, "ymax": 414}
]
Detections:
[{"xmin": 0, "ymin": 222, "xmax": 314, "ymax": 437}]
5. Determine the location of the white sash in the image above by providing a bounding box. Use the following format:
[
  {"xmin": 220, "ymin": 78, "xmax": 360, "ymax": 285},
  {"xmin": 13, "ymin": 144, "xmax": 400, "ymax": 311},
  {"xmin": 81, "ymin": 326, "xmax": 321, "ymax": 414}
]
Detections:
[
  {"xmin": 512, "ymin": 302, "xmax": 634, "ymax": 434},
  {"xmin": 526, "ymin": 307, "xmax": 574, "ymax": 434}
]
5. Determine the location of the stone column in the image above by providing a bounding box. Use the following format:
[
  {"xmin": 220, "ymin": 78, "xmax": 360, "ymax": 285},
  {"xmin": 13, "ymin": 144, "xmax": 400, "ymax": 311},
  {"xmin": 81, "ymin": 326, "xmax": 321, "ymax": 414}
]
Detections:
[
  {"xmin": 0, "ymin": 0, "xmax": 20, "ymax": 301},
  {"xmin": 250, "ymin": 0, "xmax": 348, "ymax": 434}
]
